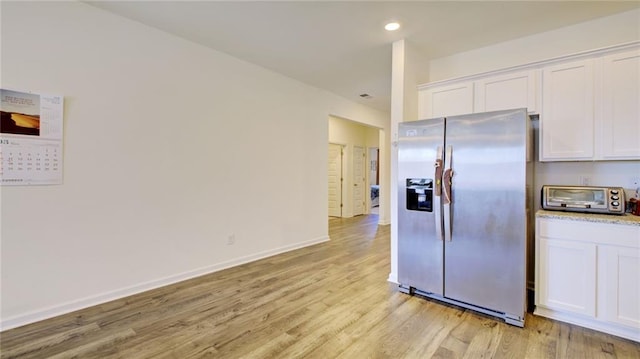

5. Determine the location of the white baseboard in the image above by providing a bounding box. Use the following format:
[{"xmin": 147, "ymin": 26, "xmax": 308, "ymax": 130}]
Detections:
[
  {"xmin": 0, "ymin": 235, "xmax": 329, "ymax": 332},
  {"xmin": 534, "ymin": 306, "xmax": 640, "ymax": 342},
  {"xmin": 387, "ymin": 272, "xmax": 398, "ymax": 284}
]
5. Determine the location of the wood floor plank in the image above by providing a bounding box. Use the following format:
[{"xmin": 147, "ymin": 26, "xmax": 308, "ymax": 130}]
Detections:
[
  {"xmin": 461, "ymin": 317, "xmax": 504, "ymax": 359},
  {"xmin": 524, "ymin": 313, "xmax": 559, "ymax": 358},
  {"xmin": 303, "ymin": 288, "xmax": 409, "ymax": 359},
  {"xmin": 401, "ymin": 302, "xmax": 468, "ymax": 358},
  {"xmin": 0, "ymin": 323, "xmax": 101, "ymax": 359},
  {"xmin": 1, "ymin": 215, "xmax": 639, "ymax": 358},
  {"xmin": 47, "ymin": 328, "xmax": 136, "ymax": 359},
  {"xmin": 492, "ymin": 320, "xmax": 530, "ymax": 359},
  {"xmin": 284, "ymin": 292, "xmax": 415, "ymax": 358}
]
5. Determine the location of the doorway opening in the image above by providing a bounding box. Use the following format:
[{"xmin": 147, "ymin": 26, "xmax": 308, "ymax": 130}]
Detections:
[
  {"xmin": 369, "ymin": 147, "xmax": 379, "ymax": 214},
  {"xmin": 328, "ymin": 143, "xmax": 343, "ymax": 218},
  {"xmin": 327, "ymin": 115, "xmax": 382, "ymax": 218}
]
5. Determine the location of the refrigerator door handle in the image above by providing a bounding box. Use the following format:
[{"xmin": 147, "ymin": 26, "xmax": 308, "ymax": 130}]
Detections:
[
  {"xmin": 434, "ymin": 146, "xmax": 443, "ymax": 241},
  {"xmin": 434, "ymin": 147, "xmax": 443, "ymax": 197},
  {"xmin": 443, "ymin": 145, "xmax": 453, "ymax": 242}
]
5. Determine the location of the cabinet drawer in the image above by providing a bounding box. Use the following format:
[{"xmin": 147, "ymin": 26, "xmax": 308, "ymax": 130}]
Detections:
[
  {"xmin": 538, "ymin": 218, "xmax": 601, "ymax": 241},
  {"xmin": 538, "ymin": 218, "xmax": 640, "ymax": 247}
]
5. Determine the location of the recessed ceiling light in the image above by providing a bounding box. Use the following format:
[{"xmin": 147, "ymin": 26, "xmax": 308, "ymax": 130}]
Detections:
[{"xmin": 385, "ymin": 22, "xmax": 400, "ymax": 31}]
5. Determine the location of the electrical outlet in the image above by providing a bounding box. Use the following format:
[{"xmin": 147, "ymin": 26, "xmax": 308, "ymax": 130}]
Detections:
[
  {"xmin": 580, "ymin": 176, "xmax": 591, "ymax": 186},
  {"xmin": 227, "ymin": 234, "xmax": 236, "ymax": 245}
]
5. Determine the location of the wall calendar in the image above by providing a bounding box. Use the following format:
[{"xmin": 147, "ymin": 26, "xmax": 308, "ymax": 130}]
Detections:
[{"xmin": 1, "ymin": 89, "xmax": 64, "ymax": 185}]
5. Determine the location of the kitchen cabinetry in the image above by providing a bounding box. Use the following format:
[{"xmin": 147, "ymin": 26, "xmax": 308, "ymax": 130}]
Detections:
[
  {"xmin": 474, "ymin": 70, "xmax": 539, "ymax": 114},
  {"xmin": 539, "ymin": 48, "xmax": 640, "ymax": 161},
  {"xmin": 537, "ymin": 237, "xmax": 596, "ymax": 317},
  {"xmin": 540, "ymin": 59, "xmax": 595, "ymax": 161},
  {"xmin": 418, "ymin": 81, "xmax": 473, "ymax": 119},
  {"xmin": 418, "ymin": 70, "xmax": 538, "ymax": 120},
  {"xmin": 535, "ymin": 213, "xmax": 640, "ymax": 342},
  {"xmin": 600, "ymin": 49, "xmax": 640, "ymax": 159},
  {"xmin": 417, "ymin": 43, "xmax": 639, "ymax": 161},
  {"xmin": 600, "ymin": 245, "xmax": 640, "ymax": 329}
]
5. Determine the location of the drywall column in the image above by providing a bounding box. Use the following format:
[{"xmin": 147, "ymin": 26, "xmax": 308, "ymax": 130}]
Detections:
[
  {"xmin": 388, "ymin": 39, "xmax": 420, "ymax": 283},
  {"xmin": 377, "ymin": 129, "xmax": 389, "ymax": 225},
  {"xmin": 388, "ymin": 40, "xmax": 402, "ymax": 282}
]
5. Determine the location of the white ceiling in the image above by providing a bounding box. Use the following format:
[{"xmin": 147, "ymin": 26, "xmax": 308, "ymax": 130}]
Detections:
[{"xmin": 87, "ymin": 1, "xmax": 639, "ymax": 112}]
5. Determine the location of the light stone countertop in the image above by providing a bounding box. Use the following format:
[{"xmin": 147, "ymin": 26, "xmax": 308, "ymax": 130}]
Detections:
[{"xmin": 536, "ymin": 209, "xmax": 640, "ymax": 226}]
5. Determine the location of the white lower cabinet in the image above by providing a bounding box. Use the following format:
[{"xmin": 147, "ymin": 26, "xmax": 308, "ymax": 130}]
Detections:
[
  {"xmin": 600, "ymin": 245, "xmax": 640, "ymax": 329},
  {"xmin": 538, "ymin": 238, "xmax": 596, "ymax": 317},
  {"xmin": 536, "ymin": 216, "xmax": 640, "ymax": 342}
]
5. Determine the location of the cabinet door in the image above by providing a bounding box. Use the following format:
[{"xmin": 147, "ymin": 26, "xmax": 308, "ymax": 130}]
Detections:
[
  {"xmin": 601, "ymin": 245, "xmax": 640, "ymax": 329},
  {"xmin": 600, "ymin": 49, "xmax": 640, "ymax": 159},
  {"xmin": 538, "ymin": 238, "xmax": 596, "ymax": 317},
  {"xmin": 474, "ymin": 70, "xmax": 539, "ymax": 113},
  {"xmin": 419, "ymin": 82, "xmax": 473, "ymax": 119},
  {"xmin": 541, "ymin": 59, "xmax": 595, "ymax": 161}
]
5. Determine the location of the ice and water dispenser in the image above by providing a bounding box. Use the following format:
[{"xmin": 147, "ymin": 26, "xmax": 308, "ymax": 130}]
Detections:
[{"xmin": 405, "ymin": 178, "xmax": 433, "ymax": 212}]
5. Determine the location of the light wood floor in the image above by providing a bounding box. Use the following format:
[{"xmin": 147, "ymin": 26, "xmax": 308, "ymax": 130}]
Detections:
[{"xmin": 1, "ymin": 215, "xmax": 639, "ymax": 358}]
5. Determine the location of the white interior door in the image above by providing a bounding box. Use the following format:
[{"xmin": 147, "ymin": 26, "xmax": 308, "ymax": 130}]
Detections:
[
  {"xmin": 328, "ymin": 143, "xmax": 343, "ymax": 217},
  {"xmin": 353, "ymin": 146, "xmax": 365, "ymax": 216}
]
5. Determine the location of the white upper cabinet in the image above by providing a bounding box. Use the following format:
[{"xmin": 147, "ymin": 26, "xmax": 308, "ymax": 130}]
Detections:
[
  {"xmin": 418, "ymin": 81, "xmax": 473, "ymax": 119},
  {"xmin": 600, "ymin": 49, "xmax": 640, "ymax": 159},
  {"xmin": 418, "ymin": 43, "xmax": 639, "ymax": 161},
  {"xmin": 540, "ymin": 59, "xmax": 595, "ymax": 161},
  {"xmin": 474, "ymin": 70, "xmax": 539, "ymax": 114},
  {"xmin": 419, "ymin": 70, "xmax": 538, "ymax": 120},
  {"xmin": 540, "ymin": 48, "xmax": 640, "ymax": 161}
]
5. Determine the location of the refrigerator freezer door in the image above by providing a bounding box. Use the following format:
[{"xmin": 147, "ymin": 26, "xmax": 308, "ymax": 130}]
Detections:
[
  {"xmin": 398, "ymin": 118, "xmax": 445, "ymax": 296},
  {"xmin": 443, "ymin": 109, "xmax": 528, "ymax": 318}
]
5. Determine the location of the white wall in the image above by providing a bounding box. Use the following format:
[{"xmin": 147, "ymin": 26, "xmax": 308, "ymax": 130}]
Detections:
[
  {"xmin": 535, "ymin": 161, "xmax": 640, "ymax": 206},
  {"xmin": 0, "ymin": 2, "xmax": 388, "ymax": 330},
  {"xmin": 328, "ymin": 116, "xmax": 380, "ymax": 217},
  {"xmin": 429, "ymin": 8, "xmax": 640, "ymax": 82}
]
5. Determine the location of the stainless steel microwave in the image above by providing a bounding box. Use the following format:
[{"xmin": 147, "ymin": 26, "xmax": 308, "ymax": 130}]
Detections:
[{"xmin": 541, "ymin": 185, "xmax": 626, "ymax": 215}]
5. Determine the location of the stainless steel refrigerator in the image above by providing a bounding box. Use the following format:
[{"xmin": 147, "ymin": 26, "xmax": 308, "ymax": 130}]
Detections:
[{"xmin": 397, "ymin": 108, "xmax": 532, "ymax": 327}]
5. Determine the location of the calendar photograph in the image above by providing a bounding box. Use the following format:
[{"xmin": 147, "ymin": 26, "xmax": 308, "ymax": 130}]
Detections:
[
  {"xmin": 0, "ymin": 88, "xmax": 64, "ymax": 185},
  {"xmin": 1, "ymin": 89, "xmax": 40, "ymax": 136}
]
